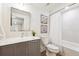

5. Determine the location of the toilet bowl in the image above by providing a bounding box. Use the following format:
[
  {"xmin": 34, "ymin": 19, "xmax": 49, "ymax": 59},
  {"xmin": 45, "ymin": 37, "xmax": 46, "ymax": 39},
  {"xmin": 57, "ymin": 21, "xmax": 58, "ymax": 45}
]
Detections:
[{"xmin": 46, "ymin": 44, "xmax": 59, "ymax": 56}]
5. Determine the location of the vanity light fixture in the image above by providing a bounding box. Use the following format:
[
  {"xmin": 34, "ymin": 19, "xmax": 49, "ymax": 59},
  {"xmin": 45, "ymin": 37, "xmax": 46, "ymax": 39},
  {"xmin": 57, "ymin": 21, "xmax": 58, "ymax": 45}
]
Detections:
[{"xmin": 65, "ymin": 6, "xmax": 69, "ymax": 10}]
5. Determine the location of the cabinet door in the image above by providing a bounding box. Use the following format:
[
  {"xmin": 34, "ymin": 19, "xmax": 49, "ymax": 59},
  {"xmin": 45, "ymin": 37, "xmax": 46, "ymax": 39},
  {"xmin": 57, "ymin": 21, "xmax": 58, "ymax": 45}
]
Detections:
[
  {"xmin": 25, "ymin": 42, "xmax": 29, "ymax": 56},
  {"xmin": 15, "ymin": 42, "xmax": 29, "ymax": 56},
  {"xmin": 28, "ymin": 39, "xmax": 40, "ymax": 56},
  {"xmin": 0, "ymin": 44, "xmax": 15, "ymax": 56},
  {"xmin": 0, "ymin": 47, "xmax": 1, "ymax": 56}
]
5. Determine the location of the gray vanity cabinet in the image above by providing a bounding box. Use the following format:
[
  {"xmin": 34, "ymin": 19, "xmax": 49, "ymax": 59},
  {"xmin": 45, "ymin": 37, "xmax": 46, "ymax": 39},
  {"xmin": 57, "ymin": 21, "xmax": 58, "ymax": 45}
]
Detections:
[
  {"xmin": 15, "ymin": 42, "xmax": 29, "ymax": 56},
  {"xmin": 0, "ymin": 44, "xmax": 15, "ymax": 56},
  {"xmin": 0, "ymin": 39, "xmax": 40, "ymax": 56},
  {"xmin": 0, "ymin": 47, "xmax": 1, "ymax": 56},
  {"xmin": 28, "ymin": 39, "xmax": 40, "ymax": 56}
]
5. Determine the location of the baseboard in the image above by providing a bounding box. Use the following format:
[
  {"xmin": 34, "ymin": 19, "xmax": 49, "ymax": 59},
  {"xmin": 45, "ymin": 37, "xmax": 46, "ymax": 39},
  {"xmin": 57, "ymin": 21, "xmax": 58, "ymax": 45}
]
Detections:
[{"xmin": 63, "ymin": 40, "xmax": 79, "ymax": 52}]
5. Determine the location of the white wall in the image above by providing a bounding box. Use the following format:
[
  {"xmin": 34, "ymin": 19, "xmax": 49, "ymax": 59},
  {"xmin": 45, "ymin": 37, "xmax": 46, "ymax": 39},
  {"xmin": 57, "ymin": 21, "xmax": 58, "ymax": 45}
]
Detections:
[
  {"xmin": 0, "ymin": 3, "xmax": 49, "ymax": 38},
  {"xmin": 62, "ymin": 5, "xmax": 79, "ymax": 44}
]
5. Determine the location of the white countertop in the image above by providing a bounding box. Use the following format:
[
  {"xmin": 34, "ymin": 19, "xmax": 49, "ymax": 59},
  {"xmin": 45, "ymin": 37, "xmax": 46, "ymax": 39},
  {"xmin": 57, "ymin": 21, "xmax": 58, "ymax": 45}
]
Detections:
[{"xmin": 0, "ymin": 36, "xmax": 40, "ymax": 46}]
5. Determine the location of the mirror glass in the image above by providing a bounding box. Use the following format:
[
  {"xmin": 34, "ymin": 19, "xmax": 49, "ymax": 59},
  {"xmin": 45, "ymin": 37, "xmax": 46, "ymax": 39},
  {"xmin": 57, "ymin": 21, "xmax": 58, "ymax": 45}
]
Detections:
[{"xmin": 10, "ymin": 7, "xmax": 31, "ymax": 32}]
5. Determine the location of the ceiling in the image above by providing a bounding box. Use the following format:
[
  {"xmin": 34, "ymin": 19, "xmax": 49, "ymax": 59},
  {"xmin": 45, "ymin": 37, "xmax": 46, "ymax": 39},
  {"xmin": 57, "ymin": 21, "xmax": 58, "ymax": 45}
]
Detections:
[{"xmin": 25, "ymin": 3, "xmax": 72, "ymax": 13}]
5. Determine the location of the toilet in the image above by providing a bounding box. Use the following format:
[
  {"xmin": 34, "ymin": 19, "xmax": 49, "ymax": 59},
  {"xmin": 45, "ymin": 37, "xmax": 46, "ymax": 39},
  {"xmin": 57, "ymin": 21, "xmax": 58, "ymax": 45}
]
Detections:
[
  {"xmin": 46, "ymin": 44, "xmax": 59, "ymax": 56},
  {"xmin": 41, "ymin": 37, "xmax": 59, "ymax": 56}
]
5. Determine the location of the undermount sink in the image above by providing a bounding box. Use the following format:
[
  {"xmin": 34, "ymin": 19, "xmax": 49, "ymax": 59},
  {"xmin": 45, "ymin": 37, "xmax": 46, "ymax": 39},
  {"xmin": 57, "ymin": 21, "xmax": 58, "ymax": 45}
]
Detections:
[{"xmin": 0, "ymin": 36, "xmax": 40, "ymax": 46}]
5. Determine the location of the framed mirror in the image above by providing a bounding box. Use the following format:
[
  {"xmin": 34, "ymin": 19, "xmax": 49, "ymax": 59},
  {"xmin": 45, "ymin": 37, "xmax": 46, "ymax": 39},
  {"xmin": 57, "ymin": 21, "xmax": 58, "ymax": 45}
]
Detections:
[{"xmin": 10, "ymin": 7, "xmax": 31, "ymax": 32}]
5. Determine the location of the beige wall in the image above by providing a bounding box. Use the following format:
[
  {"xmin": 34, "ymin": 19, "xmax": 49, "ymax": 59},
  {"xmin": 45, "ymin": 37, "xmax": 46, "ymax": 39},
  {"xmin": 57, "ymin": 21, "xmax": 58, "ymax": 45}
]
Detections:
[{"xmin": 0, "ymin": 3, "xmax": 49, "ymax": 38}]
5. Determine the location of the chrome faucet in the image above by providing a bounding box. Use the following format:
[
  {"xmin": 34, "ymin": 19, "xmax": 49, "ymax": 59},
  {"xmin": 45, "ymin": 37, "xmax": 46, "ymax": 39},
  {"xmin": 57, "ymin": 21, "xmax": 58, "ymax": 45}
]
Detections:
[{"xmin": 21, "ymin": 32, "xmax": 24, "ymax": 38}]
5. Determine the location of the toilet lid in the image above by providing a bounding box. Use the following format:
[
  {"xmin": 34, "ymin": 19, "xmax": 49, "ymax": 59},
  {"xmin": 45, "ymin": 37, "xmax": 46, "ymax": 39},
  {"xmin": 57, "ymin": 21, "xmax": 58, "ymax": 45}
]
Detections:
[
  {"xmin": 47, "ymin": 44, "xmax": 59, "ymax": 53},
  {"xmin": 47, "ymin": 44, "xmax": 59, "ymax": 50}
]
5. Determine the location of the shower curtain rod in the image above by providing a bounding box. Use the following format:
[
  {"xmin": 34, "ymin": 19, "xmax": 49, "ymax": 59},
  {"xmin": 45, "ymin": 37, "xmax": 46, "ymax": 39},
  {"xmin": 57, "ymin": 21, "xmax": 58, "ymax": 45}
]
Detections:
[{"xmin": 49, "ymin": 3, "xmax": 76, "ymax": 16}]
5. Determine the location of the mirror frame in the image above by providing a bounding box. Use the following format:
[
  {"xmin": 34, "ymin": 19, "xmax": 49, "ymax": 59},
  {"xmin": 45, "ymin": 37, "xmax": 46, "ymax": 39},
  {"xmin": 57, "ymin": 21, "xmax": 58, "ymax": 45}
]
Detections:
[{"xmin": 10, "ymin": 7, "xmax": 31, "ymax": 32}]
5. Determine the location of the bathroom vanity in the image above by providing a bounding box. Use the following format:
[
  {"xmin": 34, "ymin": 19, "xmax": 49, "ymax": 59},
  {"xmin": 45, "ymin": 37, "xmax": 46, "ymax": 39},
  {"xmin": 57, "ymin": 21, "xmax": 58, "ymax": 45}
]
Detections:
[
  {"xmin": 0, "ymin": 6, "xmax": 41, "ymax": 56},
  {"xmin": 0, "ymin": 37, "xmax": 40, "ymax": 56}
]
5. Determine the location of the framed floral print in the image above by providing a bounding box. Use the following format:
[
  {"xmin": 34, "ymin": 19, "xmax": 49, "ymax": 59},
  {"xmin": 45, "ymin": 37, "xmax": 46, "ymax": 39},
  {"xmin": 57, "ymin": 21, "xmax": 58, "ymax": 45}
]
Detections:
[
  {"xmin": 41, "ymin": 14, "xmax": 48, "ymax": 24},
  {"xmin": 41, "ymin": 25, "xmax": 47, "ymax": 33}
]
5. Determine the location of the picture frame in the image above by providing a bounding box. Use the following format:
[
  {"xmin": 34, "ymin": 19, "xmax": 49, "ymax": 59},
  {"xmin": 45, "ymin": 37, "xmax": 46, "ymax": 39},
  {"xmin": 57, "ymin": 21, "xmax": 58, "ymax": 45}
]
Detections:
[
  {"xmin": 41, "ymin": 25, "xmax": 47, "ymax": 33},
  {"xmin": 41, "ymin": 14, "xmax": 48, "ymax": 24}
]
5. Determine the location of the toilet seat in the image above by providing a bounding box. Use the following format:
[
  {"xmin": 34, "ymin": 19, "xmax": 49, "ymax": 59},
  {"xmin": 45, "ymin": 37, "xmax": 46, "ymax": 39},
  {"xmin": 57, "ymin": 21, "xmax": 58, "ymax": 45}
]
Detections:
[{"xmin": 47, "ymin": 44, "xmax": 59, "ymax": 53}]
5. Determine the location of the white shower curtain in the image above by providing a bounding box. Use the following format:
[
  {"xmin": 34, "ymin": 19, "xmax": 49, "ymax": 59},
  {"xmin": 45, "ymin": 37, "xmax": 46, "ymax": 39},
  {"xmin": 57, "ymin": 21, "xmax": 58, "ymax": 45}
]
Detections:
[{"xmin": 49, "ymin": 11, "xmax": 63, "ymax": 54}]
